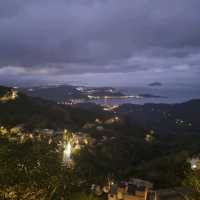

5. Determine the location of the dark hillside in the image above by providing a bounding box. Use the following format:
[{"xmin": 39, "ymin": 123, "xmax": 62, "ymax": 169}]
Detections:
[{"xmin": 0, "ymin": 86, "xmax": 104, "ymax": 130}]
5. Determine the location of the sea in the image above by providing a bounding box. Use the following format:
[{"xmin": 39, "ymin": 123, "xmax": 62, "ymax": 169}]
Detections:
[{"xmin": 91, "ymin": 86, "xmax": 200, "ymax": 105}]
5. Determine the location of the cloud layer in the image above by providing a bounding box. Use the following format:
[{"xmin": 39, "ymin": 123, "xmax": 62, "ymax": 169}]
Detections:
[{"xmin": 0, "ymin": 0, "xmax": 200, "ymax": 85}]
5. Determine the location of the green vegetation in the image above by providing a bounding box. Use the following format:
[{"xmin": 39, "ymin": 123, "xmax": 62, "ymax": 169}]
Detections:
[
  {"xmin": 1, "ymin": 86, "xmax": 200, "ymax": 199},
  {"xmin": 0, "ymin": 138, "xmax": 76, "ymax": 199},
  {"xmin": 1, "ymin": 131, "xmax": 199, "ymax": 199},
  {"xmin": 0, "ymin": 86, "xmax": 105, "ymax": 130}
]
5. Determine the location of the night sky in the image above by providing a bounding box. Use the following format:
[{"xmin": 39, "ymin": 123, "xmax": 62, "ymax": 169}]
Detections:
[{"xmin": 0, "ymin": 0, "xmax": 200, "ymax": 86}]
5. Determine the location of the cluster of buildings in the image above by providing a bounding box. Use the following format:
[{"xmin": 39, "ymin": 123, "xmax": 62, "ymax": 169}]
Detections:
[
  {"xmin": 175, "ymin": 119, "xmax": 192, "ymax": 128},
  {"xmin": 0, "ymin": 124, "xmax": 96, "ymax": 149},
  {"xmin": 106, "ymin": 178, "xmax": 154, "ymax": 200},
  {"xmin": 103, "ymin": 104, "xmax": 119, "ymax": 111},
  {"xmin": 83, "ymin": 117, "xmax": 121, "ymax": 130},
  {"xmin": 0, "ymin": 116, "xmax": 120, "ymax": 148},
  {"xmin": 0, "ymin": 126, "xmax": 56, "ymax": 144},
  {"xmin": 0, "ymin": 90, "xmax": 18, "ymax": 103},
  {"xmin": 92, "ymin": 178, "xmax": 192, "ymax": 200},
  {"xmin": 57, "ymin": 99, "xmax": 85, "ymax": 105}
]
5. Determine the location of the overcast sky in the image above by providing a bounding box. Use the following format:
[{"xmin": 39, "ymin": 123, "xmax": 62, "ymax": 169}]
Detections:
[{"xmin": 0, "ymin": 0, "xmax": 200, "ymax": 86}]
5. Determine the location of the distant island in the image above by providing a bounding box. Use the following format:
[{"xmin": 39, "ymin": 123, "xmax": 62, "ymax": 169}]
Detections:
[{"xmin": 149, "ymin": 82, "xmax": 163, "ymax": 87}]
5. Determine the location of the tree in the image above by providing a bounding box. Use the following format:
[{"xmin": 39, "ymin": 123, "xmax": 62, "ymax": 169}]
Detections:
[{"xmin": 183, "ymin": 170, "xmax": 200, "ymax": 200}]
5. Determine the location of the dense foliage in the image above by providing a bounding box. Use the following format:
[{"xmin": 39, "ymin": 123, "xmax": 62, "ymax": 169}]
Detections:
[
  {"xmin": 1, "ymin": 86, "xmax": 200, "ymax": 199},
  {"xmin": 0, "ymin": 86, "xmax": 106, "ymax": 131}
]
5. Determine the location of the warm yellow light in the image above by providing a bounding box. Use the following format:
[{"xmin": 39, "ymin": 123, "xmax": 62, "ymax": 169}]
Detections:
[
  {"xmin": 64, "ymin": 142, "xmax": 71, "ymax": 159},
  {"xmin": 192, "ymin": 164, "xmax": 197, "ymax": 169},
  {"xmin": 62, "ymin": 142, "xmax": 72, "ymax": 165},
  {"xmin": 66, "ymin": 142, "xmax": 71, "ymax": 158}
]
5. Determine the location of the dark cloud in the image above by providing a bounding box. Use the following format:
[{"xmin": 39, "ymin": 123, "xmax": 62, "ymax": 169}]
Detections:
[{"xmin": 0, "ymin": 0, "xmax": 200, "ymax": 85}]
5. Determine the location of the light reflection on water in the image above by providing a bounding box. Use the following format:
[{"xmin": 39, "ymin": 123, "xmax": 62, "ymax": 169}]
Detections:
[{"xmin": 90, "ymin": 86, "xmax": 200, "ymax": 105}]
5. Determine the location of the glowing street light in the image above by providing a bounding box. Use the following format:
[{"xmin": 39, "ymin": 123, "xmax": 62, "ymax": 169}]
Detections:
[
  {"xmin": 63, "ymin": 142, "xmax": 72, "ymax": 166},
  {"xmin": 65, "ymin": 142, "xmax": 71, "ymax": 159},
  {"xmin": 192, "ymin": 164, "xmax": 197, "ymax": 169},
  {"xmin": 189, "ymin": 158, "xmax": 200, "ymax": 170}
]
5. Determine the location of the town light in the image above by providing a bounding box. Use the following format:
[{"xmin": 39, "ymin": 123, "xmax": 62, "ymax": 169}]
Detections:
[
  {"xmin": 66, "ymin": 142, "xmax": 71, "ymax": 159},
  {"xmin": 63, "ymin": 142, "xmax": 72, "ymax": 165},
  {"xmin": 192, "ymin": 164, "xmax": 197, "ymax": 169}
]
